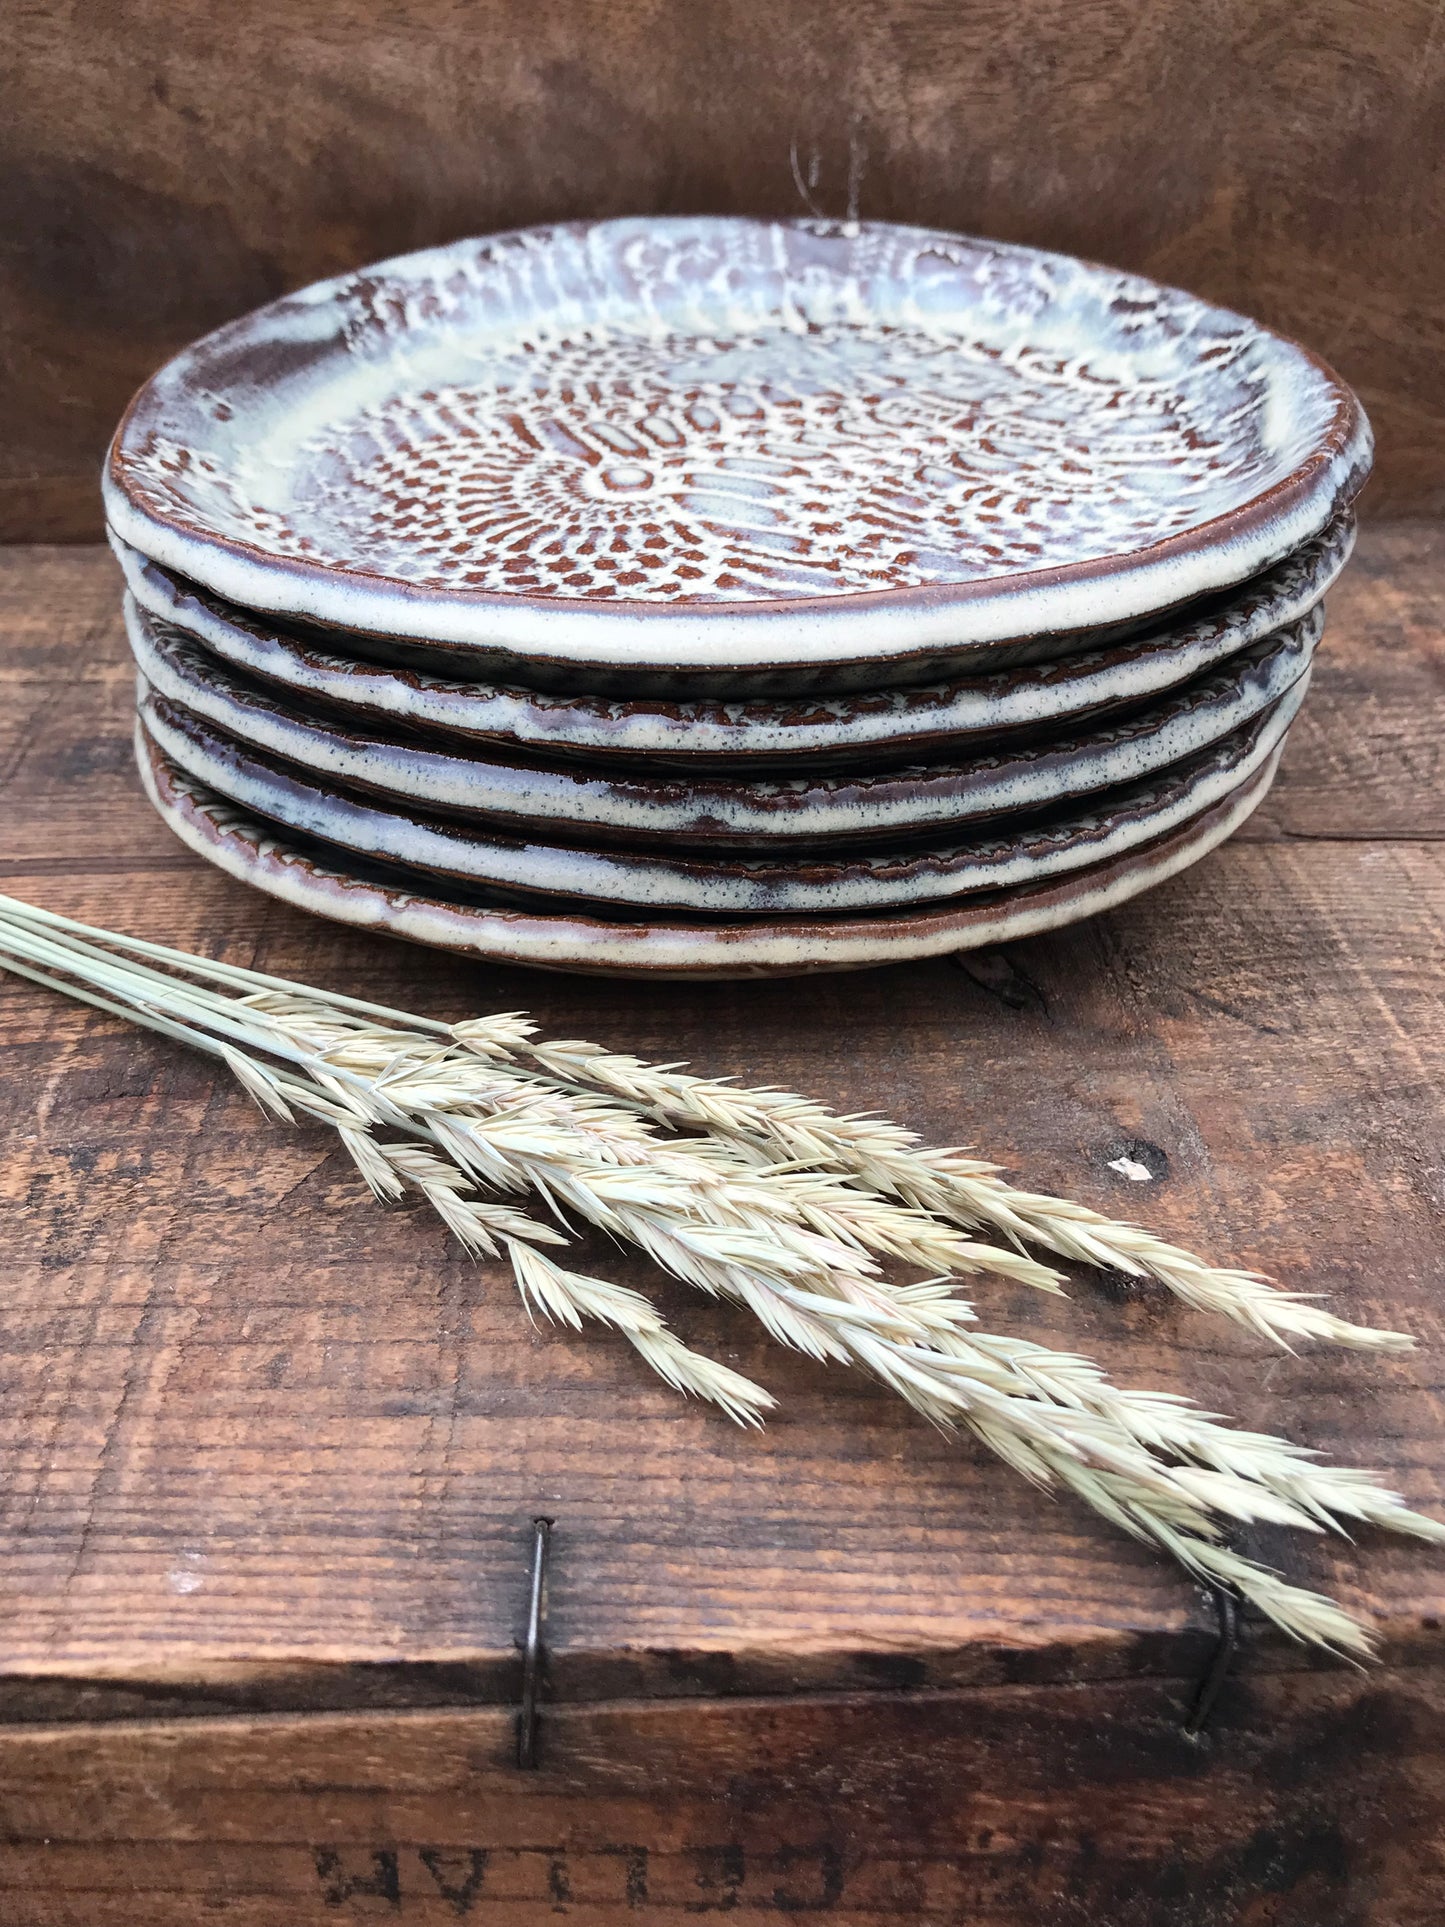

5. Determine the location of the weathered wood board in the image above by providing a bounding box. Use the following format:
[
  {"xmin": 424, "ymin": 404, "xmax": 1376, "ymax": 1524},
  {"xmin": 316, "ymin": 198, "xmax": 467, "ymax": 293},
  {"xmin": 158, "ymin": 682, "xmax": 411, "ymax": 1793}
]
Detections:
[
  {"xmin": 3, "ymin": 1669, "xmax": 1444, "ymax": 1926},
  {"xmin": 0, "ymin": 528, "xmax": 1441, "ymax": 1920}
]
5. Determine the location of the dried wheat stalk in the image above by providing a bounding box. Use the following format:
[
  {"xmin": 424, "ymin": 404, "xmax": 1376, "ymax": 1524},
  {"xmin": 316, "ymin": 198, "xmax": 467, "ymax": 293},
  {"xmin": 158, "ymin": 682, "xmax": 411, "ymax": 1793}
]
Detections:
[
  {"xmin": 486, "ymin": 1034, "xmax": 1407, "ymax": 1352},
  {"xmin": 0, "ymin": 890, "xmax": 1437, "ymax": 1659}
]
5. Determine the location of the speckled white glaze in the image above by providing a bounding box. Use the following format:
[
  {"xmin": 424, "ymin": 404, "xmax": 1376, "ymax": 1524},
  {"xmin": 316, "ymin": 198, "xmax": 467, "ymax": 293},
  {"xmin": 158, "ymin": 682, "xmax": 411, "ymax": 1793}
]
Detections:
[
  {"xmin": 135, "ymin": 719, "xmax": 1282, "ymax": 978},
  {"xmin": 106, "ymin": 219, "xmax": 1370, "ymax": 690},
  {"xmin": 138, "ymin": 680, "xmax": 1301, "ymax": 913},
  {"xmin": 112, "ymin": 518, "xmax": 1348, "ymax": 767},
  {"xmin": 128, "ymin": 597, "xmax": 1313, "ymax": 848}
]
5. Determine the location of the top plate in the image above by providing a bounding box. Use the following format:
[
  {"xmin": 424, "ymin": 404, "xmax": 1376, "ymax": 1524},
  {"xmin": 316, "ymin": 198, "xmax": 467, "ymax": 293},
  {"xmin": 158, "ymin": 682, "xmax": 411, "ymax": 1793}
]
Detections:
[{"xmin": 105, "ymin": 218, "xmax": 1370, "ymax": 691}]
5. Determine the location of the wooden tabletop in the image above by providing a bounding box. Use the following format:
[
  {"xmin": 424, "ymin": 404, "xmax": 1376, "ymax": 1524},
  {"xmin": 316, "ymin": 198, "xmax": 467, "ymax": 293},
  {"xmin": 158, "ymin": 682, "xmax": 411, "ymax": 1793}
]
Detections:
[{"xmin": 1, "ymin": 525, "xmax": 1443, "ymax": 1723}]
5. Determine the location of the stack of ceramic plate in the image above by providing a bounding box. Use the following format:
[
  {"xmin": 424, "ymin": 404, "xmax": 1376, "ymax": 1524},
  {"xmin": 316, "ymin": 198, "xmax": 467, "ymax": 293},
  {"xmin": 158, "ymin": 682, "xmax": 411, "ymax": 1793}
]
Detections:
[{"xmin": 104, "ymin": 218, "xmax": 1370, "ymax": 977}]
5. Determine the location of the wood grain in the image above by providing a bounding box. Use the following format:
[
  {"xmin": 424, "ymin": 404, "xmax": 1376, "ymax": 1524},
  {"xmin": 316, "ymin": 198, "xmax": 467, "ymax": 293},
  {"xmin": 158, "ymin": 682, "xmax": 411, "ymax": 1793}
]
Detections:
[
  {"xmin": 3, "ymin": 0, "xmax": 1445, "ymax": 540},
  {"xmin": 1, "ymin": 530, "xmax": 1444, "ymax": 1919},
  {"xmin": 2, "ymin": 1670, "xmax": 1444, "ymax": 1925},
  {"xmin": 0, "ymin": 526, "xmax": 1441, "ymax": 1728}
]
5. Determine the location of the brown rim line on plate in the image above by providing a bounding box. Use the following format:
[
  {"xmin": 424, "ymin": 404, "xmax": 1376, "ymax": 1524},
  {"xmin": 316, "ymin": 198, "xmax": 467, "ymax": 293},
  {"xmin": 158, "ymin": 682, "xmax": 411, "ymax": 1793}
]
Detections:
[
  {"xmin": 127, "ymin": 595, "xmax": 1314, "ymax": 851},
  {"xmin": 112, "ymin": 517, "xmax": 1350, "ymax": 764},
  {"xmin": 104, "ymin": 218, "xmax": 1371, "ymax": 694},
  {"xmin": 137, "ymin": 678, "xmax": 1302, "ymax": 914},
  {"xmin": 134, "ymin": 718, "xmax": 1284, "ymax": 979}
]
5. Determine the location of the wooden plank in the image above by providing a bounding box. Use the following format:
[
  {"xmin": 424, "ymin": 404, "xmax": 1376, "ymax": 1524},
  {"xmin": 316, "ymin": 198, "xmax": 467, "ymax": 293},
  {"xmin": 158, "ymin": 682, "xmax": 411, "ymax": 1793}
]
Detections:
[
  {"xmin": 0, "ymin": 1671, "xmax": 1443, "ymax": 1924},
  {"xmin": 0, "ymin": 532, "xmax": 1441, "ymax": 1722},
  {"xmin": 1259, "ymin": 520, "xmax": 1445, "ymax": 840},
  {"xmin": 4, "ymin": 1, "xmax": 1445, "ymax": 540}
]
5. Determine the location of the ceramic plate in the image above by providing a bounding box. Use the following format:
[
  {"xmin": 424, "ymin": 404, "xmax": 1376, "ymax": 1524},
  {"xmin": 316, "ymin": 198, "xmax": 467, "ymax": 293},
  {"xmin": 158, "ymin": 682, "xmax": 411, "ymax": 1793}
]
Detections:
[
  {"xmin": 129, "ymin": 600, "xmax": 1311, "ymax": 851},
  {"xmin": 113, "ymin": 517, "xmax": 1348, "ymax": 768},
  {"xmin": 106, "ymin": 218, "xmax": 1370, "ymax": 694},
  {"xmin": 135, "ymin": 721, "xmax": 1281, "ymax": 978},
  {"xmin": 138, "ymin": 684, "xmax": 1300, "ymax": 913}
]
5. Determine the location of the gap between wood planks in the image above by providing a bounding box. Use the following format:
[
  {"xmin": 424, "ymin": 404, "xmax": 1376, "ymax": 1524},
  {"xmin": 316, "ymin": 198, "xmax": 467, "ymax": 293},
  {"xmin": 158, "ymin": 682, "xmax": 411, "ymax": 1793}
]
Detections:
[{"xmin": 3, "ymin": 1654, "xmax": 1444, "ymax": 1742}]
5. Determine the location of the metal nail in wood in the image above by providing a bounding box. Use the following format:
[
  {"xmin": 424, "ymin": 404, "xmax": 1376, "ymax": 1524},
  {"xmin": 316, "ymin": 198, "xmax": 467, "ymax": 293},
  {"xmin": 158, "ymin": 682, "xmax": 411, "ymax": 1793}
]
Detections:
[
  {"xmin": 1184, "ymin": 1585, "xmax": 1240, "ymax": 1737},
  {"xmin": 517, "ymin": 1518, "xmax": 552, "ymax": 1769}
]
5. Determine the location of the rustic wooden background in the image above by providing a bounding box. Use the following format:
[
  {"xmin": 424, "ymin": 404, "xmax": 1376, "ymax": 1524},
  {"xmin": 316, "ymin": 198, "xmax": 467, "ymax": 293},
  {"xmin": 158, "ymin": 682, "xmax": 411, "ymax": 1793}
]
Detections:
[
  {"xmin": 4, "ymin": 0, "xmax": 1445, "ymax": 542},
  {"xmin": 0, "ymin": 529, "xmax": 1443, "ymax": 1925},
  {"xmin": 5, "ymin": 9, "xmax": 1445, "ymax": 1919}
]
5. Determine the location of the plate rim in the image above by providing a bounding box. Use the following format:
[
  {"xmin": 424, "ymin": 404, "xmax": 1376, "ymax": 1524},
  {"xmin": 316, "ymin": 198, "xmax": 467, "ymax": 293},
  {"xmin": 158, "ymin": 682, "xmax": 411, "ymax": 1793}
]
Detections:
[
  {"xmin": 136, "ymin": 674, "xmax": 1303, "ymax": 910},
  {"xmin": 134, "ymin": 715, "xmax": 1282, "ymax": 977},
  {"xmin": 128, "ymin": 597, "xmax": 1312, "ymax": 851},
  {"xmin": 105, "ymin": 216, "xmax": 1371, "ymax": 674},
  {"xmin": 113, "ymin": 517, "xmax": 1349, "ymax": 764}
]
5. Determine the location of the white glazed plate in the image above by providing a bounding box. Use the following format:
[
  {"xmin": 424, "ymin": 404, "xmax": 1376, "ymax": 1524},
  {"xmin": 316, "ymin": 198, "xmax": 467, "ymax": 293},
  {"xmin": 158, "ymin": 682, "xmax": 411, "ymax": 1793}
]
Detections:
[
  {"xmin": 129, "ymin": 597, "xmax": 1313, "ymax": 852},
  {"xmin": 135, "ymin": 719, "xmax": 1284, "ymax": 978},
  {"xmin": 112, "ymin": 516, "xmax": 1348, "ymax": 768},
  {"xmin": 106, "ymin": 218, "xmax": 1370, "ymax": 694},
  {"xmin": 138, "ymin": 681, "xmax": 1302, "ymax": 914}
]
